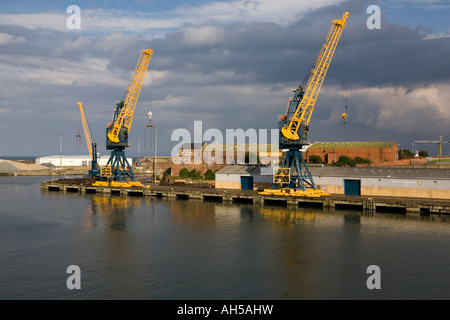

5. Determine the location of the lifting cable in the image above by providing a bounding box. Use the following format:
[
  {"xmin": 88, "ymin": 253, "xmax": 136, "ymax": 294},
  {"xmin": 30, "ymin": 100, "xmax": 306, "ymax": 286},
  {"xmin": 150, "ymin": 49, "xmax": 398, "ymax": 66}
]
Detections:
[
  {"xmin": 76, "ymin": 107, "xmax": 82, "ymax": 148},
  {"xmin": 145, "ymin": 56, "xmax": 154, "ymax": 151},
  {"xmin": 342, "ymin": 18, "xmax": 349, "ymax": 124}
]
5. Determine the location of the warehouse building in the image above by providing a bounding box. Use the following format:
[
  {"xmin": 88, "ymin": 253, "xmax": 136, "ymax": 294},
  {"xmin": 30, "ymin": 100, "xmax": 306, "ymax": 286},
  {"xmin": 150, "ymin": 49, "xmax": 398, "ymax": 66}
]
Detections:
[
  {"xmin": 215, "ymin": 165, "xmax": 450, "ymax": 199},
  {"xmin": 35, "ymin": 155, "xmax": 133, "ymax": 167},
  {"xmin": 215, "ymin": 165, "xmax": 273, "ymax": 190},
  {"xmin": 311, "ymin": 166, "xmax": 450, "ymax": 199},
  {"xmin": 305, "ymin": 141, "xmax": 398, "ymax": 165}
]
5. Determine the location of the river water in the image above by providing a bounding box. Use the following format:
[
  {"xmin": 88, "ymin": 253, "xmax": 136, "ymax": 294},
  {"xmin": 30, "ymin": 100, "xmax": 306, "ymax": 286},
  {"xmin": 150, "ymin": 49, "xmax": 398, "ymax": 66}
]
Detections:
[{"xmin": 0, "ymin": 176, "xmax": 449, "ymax": 300}]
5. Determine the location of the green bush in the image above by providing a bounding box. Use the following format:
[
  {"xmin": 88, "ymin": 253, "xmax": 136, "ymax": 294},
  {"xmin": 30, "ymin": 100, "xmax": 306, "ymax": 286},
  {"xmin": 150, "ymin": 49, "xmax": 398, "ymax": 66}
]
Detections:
[
  {"xmin": 309, "ymin": 155, "xmax": 323, "ymax": 164},
  {"xmin": 335, "ymin": 155, "xmax": 355, "ymax": 167},
  {"xmin": 204, "ymin": 169, "xmax": 216, "ymax": 180},
  {"xmin": 179, "ymin": 167, "xmax": 190, "ymax": 178},
  {"xmin": 189, "ymin": 169, "xmax": 202, "ymax": 179},
  {"xmin": 354, "ymin": 157, "xmax": 372, "ymax": 164}
]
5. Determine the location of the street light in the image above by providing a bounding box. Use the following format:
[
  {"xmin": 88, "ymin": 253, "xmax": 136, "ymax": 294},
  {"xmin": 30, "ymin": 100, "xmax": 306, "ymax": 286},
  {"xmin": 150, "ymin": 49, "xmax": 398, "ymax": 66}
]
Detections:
[
  {"xmin": 137, "ymin": 137, "xmax": 141, "ymax": 160},
  {"xmin": 146, "ymin": 125, "xmax": 157, "ymax": 182},
  {"xmin": 59, "ymin": 134, "xmax": 63, "ymax": 167}
]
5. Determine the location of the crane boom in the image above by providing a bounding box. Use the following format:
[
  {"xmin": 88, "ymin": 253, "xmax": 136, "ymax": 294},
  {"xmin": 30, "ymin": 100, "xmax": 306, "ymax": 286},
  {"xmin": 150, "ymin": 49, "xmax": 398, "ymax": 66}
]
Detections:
[
  {"xmin": 77, "ymin": 102, "xmax": 93, "ymax": 158},
  {"xmin": 108, "ymin": 48, "xmax": 153, "ymax": 143},
  {"xmin": 282, "ymin": 12, "xmax": 349, "ymax": 141},
  {"xmin": 77, "ymin": 102, "xmax": 101, "ymax": 178}
]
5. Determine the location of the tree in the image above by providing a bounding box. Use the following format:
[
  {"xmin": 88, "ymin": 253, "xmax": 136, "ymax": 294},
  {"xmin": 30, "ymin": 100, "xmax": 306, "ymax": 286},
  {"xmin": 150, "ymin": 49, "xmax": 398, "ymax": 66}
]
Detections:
[
  {"xmin": 418, "ymin": 150, "xmax": 429, "ymax": 157},
  {"xmin": 189, "ymin": 169, "xmax": 202, "ymax": 179},
  {"xmin": 204, "ymin": 169, "xmax": 216, "ymax": 180},
  {"xmin": 309, "ymin": 155, "xmax": 323, "ymax": 164},
  {"xmin": 399, "ymin": 149, "xmax": 414, "ymax": 158},
  {"xmin": 354, "ymin": 157, "xmax": 372, "ymax": 165},
  {"xmin": 179, "ymin": 167, "xmax": 190, "ymax": 178},
  {"xmin": 335, "ymin": 155, "xmax": 356, "ymax": 167}
]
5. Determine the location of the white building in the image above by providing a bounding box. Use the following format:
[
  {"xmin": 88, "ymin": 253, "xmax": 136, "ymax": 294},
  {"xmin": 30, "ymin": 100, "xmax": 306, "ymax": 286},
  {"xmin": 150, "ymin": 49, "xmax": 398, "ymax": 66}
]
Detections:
[{"xmin": 36, "ymin": 155, "xmax": 133, "ymax": 167}]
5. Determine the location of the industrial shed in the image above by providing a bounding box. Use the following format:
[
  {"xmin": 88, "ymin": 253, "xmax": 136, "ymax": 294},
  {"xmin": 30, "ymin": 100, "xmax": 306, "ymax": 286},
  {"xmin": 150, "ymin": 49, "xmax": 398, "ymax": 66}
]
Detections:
[
  {"xmin": 215, "ymin": 165, "xmax": 450, "ymax": 199},
  {"xmin": 311, "ymin": 167, "xmax": 450, "ymax": 199},
  {"xmin": 215, "ymin": 165, "xmax": 273, "ymax": 190}
]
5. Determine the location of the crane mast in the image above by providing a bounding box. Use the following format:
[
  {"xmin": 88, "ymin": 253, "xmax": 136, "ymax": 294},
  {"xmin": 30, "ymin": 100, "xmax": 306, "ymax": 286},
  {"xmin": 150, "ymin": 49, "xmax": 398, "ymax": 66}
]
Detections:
[
  {"xmin": 106, "ymin": 48, "xmax": 153, "ymax": 182},
  {"xmin": 274, "ymin": 12, "xmax": 349, "ymax": 192}
]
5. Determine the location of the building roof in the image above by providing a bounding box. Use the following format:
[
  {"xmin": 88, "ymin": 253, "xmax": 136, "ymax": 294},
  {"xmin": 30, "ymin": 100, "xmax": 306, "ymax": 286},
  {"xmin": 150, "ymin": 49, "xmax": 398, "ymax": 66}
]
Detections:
[
  {"xmin": 216, "ymin": 165, "xmax": 450, "ymax": 180},
  {"xmin": 37, "ymin": 155, "xmax": 91, "ymax": 159},
  {"xmin": 308, "ymin": 141, "xmax": 397, "ymax": 149},
  {"xmin": 202, "ymin": 144, "xmax": 279, "ymax": 152},
  {"xmin": 179, "ymin": 143, "xmax": 206, "ymax": 150},
  {"xmin": 215, "ymin": 165, "xmax": 270, "ymax": 175}
]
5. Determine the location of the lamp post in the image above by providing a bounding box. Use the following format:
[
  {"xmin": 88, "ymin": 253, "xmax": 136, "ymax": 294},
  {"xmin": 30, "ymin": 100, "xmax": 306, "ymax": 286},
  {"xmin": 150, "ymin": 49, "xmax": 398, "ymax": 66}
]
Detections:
[
  {"xmin": 137, "ymin": 137, "xmax": 141, "ymax": 160},
  {"xmin": 59, "ymin": 134, "xmax": 63, "ymax": 167},
  {"xmin": 146, "ymin": 125, "xmax": 157, "ymax": 182}
]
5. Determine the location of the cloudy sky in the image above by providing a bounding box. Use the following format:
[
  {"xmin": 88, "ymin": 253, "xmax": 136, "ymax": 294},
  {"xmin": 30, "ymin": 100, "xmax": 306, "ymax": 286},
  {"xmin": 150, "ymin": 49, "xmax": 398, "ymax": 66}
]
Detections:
[{"xmin": 1, "ymin": 0, "xmax": 449, "ymax": 157}]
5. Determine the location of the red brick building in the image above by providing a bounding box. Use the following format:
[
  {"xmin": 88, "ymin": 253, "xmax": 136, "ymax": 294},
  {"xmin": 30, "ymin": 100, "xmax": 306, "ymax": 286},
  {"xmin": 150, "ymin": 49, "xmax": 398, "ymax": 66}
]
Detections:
[
  {"xmin": 305, "ymin": 141, "xmax": 399, "ymax": 165},
  {"xmin": 171, "ymin": 143, "xmax": 224, "ymax": 177},
  {"xmin": 171, "ymin": 143, "xmax": 280, "ymax": 177}
]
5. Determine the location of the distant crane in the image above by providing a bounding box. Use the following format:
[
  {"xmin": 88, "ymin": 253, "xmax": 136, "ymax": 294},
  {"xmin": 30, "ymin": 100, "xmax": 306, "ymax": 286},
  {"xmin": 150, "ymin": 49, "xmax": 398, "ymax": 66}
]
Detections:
[
  {"xmin": 414, "ymin": 136, "xmax": 449, "ymax": 158},
  {"xmin": 77, "ymin": 102, "xmax": 100, "ymax": 177}
]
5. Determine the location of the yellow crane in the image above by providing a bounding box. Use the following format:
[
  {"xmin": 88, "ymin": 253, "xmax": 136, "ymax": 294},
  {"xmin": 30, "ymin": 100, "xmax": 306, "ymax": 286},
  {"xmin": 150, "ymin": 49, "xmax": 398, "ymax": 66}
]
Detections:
[
  {"xmin": 105, "ymin": 48, "xmax": 153, "ymax": 182},
  {"xmin": 77, "ymin": 102, "xmax": 93, "ymax": 158},
  {"xmin": 262, "ymin": 12, "xmax": 349, "ymax": 196},
  {"xmin": 281, "ymin": 12, "xmax": 349, "ymax": 142},
  {"xmin": 77, "ymin": 102, "xmax": 100, "ymax": 177}
]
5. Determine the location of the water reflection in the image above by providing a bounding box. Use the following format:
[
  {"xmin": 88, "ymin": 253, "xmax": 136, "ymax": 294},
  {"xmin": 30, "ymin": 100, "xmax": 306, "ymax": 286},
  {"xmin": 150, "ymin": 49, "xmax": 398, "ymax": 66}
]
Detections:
[
  {"xmin": 78, "ymin": 195, "xmax": 449, "ymax": 299},
  {"xmin": 86, "ymin": 195, "xmax": 141, "ymax": 231}
]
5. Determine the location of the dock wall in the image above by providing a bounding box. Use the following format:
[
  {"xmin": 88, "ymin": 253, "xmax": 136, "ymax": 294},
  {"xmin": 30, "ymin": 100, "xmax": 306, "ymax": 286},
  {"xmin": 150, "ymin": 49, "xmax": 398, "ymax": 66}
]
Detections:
[{"xmin": 41, "ymin": 181, "xmax": 450, "ymax": 215}]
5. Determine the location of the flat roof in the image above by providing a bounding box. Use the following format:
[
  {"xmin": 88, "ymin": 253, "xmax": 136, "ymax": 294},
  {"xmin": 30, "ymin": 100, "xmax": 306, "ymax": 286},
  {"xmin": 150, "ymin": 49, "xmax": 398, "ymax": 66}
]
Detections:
[
  {"xmin": 216, "ymin": 165, "xmax": 266, "ymax": 175},
  {"xmin": 308, "ymin": 141, "xmax": 397, "ymax": 149},
  {"xmin": 217, "ymin": 165, "xmax": 450, "ymax": 180},
  {"xmin": 309, "ymin": 166, "xmax": 450, "ymax": 180}
]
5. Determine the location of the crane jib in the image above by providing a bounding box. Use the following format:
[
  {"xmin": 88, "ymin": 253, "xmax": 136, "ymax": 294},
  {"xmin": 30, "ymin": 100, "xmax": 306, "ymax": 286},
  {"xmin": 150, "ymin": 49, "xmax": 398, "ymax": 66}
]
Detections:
[
  {"xmin": 107, "ymin": 49, "xmax": 153, "ymax": 144},
  {"xmin": 281, "ymin": 12, "xmax": 349, "ymax": 141}
]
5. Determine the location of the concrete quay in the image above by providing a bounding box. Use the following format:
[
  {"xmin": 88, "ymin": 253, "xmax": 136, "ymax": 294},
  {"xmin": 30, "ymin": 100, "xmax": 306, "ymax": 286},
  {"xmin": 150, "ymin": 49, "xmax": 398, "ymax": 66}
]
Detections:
[{"xmin": 40, "ymin": 180, "xmax": 450, "ymax": 215}]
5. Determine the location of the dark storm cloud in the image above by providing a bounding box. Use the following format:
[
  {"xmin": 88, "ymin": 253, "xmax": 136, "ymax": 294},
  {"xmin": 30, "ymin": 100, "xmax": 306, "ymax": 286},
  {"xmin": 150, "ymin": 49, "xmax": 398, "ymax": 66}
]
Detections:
[{"xmin": 1, "ymin": 0, "xmax": 450, "ymax": 156}]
